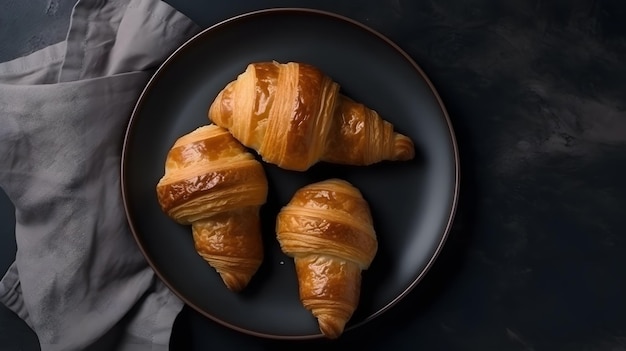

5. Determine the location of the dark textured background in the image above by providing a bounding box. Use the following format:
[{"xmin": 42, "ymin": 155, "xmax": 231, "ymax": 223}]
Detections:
[{"xmin": 1, "ymin": 0, "xmax": 626, "ymax": 350}]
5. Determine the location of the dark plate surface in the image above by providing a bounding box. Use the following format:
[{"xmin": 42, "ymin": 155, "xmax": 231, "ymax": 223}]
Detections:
[{"xmin": 121, "ymin": 8, "xmax": 459, "ymax": 339}]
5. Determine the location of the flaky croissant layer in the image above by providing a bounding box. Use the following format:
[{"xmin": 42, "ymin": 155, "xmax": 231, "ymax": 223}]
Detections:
[
  {"xmin": 208, "ymin": 61, "xmax": 415, "ymax": 171},
  {"xmin": 156, "ymin": 124, "xmax": 268, "ymax": 292},
  {"xmin": 276, "ymin": 178, "xmax": 378, "ymax": 338}
]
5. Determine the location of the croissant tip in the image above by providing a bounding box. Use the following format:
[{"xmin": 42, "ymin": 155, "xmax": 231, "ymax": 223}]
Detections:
[
  {"xmin": 207, "ymin": 93, "xmax": 220, "ymax": 122},
  {"xmin": 317, "ymin": 315, "xmax": 347, "ymax": 339},
  {"xmin": 393, "ymin": 134, "xmax": 415, "ymax": 161},
  {"xmin": 219, "ymin": 272, "xmax": 252, "ymax": 293}
]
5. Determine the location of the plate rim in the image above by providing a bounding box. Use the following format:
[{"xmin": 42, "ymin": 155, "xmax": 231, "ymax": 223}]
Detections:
[{"xmin": 120, "ymin": 7, "xmax": 460, "ymax": 340}]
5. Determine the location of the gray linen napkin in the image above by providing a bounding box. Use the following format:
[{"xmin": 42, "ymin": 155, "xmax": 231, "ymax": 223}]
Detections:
[{"xmin": 0, "ymin": 0, "xmax": 200, "ymax": 350}]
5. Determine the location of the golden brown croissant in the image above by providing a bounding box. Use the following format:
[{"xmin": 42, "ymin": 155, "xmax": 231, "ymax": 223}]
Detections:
[
  {"xmin": 156, "ymin": 124, "xmax": 268, "ymax": 292},
  {"xmin": 208, "ymin": 61, "xmax": 415, "ymax": 171},
  {"xmin": 276, "ymin": 178, "xmax": 378, "ymax": 339}
]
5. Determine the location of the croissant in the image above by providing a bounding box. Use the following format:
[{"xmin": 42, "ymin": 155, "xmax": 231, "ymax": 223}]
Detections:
[
  {"xmin": 276, "ymin": 178, "xmax": 378, "ymax": 339},
  {"xmin": 156, "ymin": 124, "xmax": 268, "ymax": 292},
  {"xmin": 208, "ymin": 61, "xmax": 415, "ymax": 171}
]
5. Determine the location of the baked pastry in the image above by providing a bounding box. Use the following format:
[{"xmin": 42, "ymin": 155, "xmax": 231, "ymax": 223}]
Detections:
[
  {"xmin": 208, "ymin": 61, "xmax": 415, "ymax": 171},
  {"xmin": 156, "ymin": 124, "xmax": 268, "ymax": 292},
  {"xmin": 276, "ymin": 178, "xmax": 378, "ymax": 338}
]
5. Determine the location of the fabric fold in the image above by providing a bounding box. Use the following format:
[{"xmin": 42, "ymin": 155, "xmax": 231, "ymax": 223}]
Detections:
[
  {"xmin": 0, "ymin": 0, "xmax": 201, "ymax": 350},
  {"xmin": 0, "ymin": 42, "xmax": 66, "ymax": 85}
]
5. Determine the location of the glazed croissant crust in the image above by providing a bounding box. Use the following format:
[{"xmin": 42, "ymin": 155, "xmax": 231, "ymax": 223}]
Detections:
[
  {"xmin": 156, "ymin": 124, "xmax": 268, "ymax": 292},
  {"xmin": 208, "ymin": 61, "xmax": 415, "ymax": 171},
  {"xmin": 276, "ymin": 178, "xmax": 378, "ymax": 339}
]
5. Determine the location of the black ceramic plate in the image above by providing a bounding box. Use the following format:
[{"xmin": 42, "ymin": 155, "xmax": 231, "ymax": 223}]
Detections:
[{"xmin": 121, "ymin": 8, "xmax": 459, "ymax": 339}]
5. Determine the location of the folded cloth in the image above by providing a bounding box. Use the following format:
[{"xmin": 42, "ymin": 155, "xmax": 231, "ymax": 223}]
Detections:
[{"xmin": 0, "ymin": 0, "xmax": 200, "ymax": 350}]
